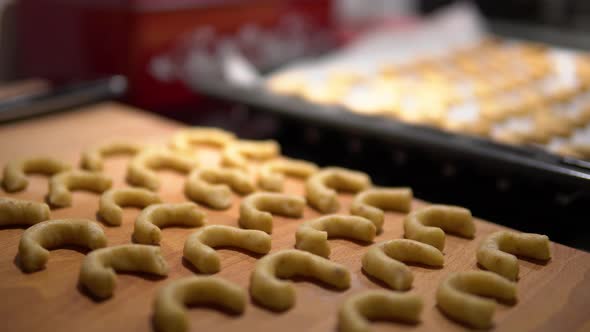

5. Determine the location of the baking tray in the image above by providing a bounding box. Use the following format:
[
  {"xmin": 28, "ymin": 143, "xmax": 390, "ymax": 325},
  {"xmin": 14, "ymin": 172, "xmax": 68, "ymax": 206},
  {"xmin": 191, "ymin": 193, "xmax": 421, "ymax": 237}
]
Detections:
[{"xmin": 186, "ymin": 78, "xmax": 590, "ymax": 189}]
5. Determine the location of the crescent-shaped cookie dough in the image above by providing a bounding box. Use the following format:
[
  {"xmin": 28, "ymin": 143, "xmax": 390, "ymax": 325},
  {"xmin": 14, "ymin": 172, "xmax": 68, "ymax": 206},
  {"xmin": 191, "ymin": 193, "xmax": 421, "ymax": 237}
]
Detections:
[
  {"xmin": 0, "ymin": 197, "xmax": 50, "ymax": 226},
  {"xmin": 98, "ymin": 188, "xmax": 162, "ymax": 226},
  {"xmin": 305, "ymin": 167, "xmax": 371, "ymax": 213},
  {"xmin": 133, "ymin": 202, "xmax": 206, "ymax": 245},
  {"xmin": 258, "ymin": 158, "xmax": 319, "ymax": 192},
  {"xmin": 48, "ymin": 170, "xmax": 112, "ymax": 207},
  {"xmin": 350, "ymin": 188, "xmax": 413, "ymax": 232},
  {"xmin": 477, "ymin": 230, "xmax": 551, "ymax": 280},
  {"xmin": 250, "ymin": 249, "xmax": 350, "ymax": 311},
  {"xmin": 169, "ymin": 127, "xmax": 236, "ymax": 152},
  {"xmin": 184, "ymin": 225, "xmax": 271, "ymax": 273},
  {"xmin": 239, "ymin": 192, "xmax": 305, "ymax": 234},
  {"xmin": 126, "ymin": 148, "xmax": 199, "ymax": 191},
  {"xmin": 295, "ymin": 215, "xmax": 376, "ymax": 258},
  {"xmin": 79, "ymin": 244, "xmax": 169, "ymax": 299},
  {"xmin": 404, "ymin": 205, "xmax": 475, "ymax": 251},
  {"xmin": 338, "ymin": 290, "xmax": 423, "ymax": 332},
  {"xmin": 221, "ymin": 140, "xmax": 280, "ymax": 169},
  {"xmin": 362, "ymin": 239, "xmax": 443, "ymax": 290},
  {"xmin": 81, "ymin": 141, "xmax": 145, "ymax": 171},
  {"xmin": 436, "ymin": 271, "xmax": 517, "ymax": 329},
  {"xmin": 2, "ymin": 156, "xmax": 71, "ymax": 192},
  {"xmin": 154, "ymin": 276, "xmax": 246, "ymax": 332},
  {"xmin": 18, "ymin": 219, "xmax": 107, "ymax": 272},
  {"xmin": 184, "ymin": 167, "xmax": 255, "ymax": 209}
]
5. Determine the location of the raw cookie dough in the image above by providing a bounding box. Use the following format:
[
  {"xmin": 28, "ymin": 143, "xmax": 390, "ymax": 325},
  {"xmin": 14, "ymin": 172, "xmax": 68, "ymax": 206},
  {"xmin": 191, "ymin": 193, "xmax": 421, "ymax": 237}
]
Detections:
[
  {"xmin": 239, "ymin": 192, "xmax": 305, "ymax": 234},
  {"xmin": 153, "ymin": 276, "xmax": 246, "ymax": 332},
  {"xmin": 350, "ymin": 188, "xmax": 413, "ymax": 232},
  {"xmin": 436, "ymin": 271, "xmax": 517, "ymax": 329},
  {"xmin": 305, "ymin": 167, "xmax": 371, "ymax": 213},
  {"xmin": 183, "ymin": 225, "xmax": 271, "ymax": 273},
  {"xmin": 98, "ymin": 187, "xmax": 162, "ymax": 226},
  {"xmin": 81, "ymin": 141, "xmax": 145, "ymax": 171},
  {"xmin": 258, "ymin": 158, "xmax": 318, "ymax": 192},
  {"xmin": 184, "ymin": 167, "xmax": 254, "ymax": 209},
  {"xmin": 126, "ymin": 148, "xmax": 198, "ymax": 191},
  {"xmin": 477, "ymin": 230, "xmax": 551, "ymax": 280},
  {"xmin": 0, "ymin": 197, "xmax": 50, "ymax": 226},
  {"xmin": 133, "ymin": 202, "xmax": 206, "ymax": 245},
  {"xmin": 2, "ymin": 157, "xmax": 71, "ymax": 192},
  {"xmin": 362, "ymin": 239, "xmax": 443, "ymax": 290},
  {"xmin": 404, "ymin": 204, "xmax": 475, "ymax": 251},
  {"xmin": 170, "ymin": 127, "xmax": 236, "ymax": 152},
  {"xmin": 79, "ymin": 244, "xmax": 168, "ymax": 299},
  {"xmin": 295, "ymin": 214, "xmax": 376, "ymax": 257},
  {"xmin": 48, "ymin": 170, "xmax": 112, "ymax": 207},
  {"xmin": 250, "ymin": 249, "xmax": 350, "ymax": 311},
  {"xmin": 19, "ymin": 218, "xmax": 107, "ymax": 272},
  {"xmin": 221, "ymin": 140, "xmax": 280, "ymax": 169},
  {"xmin": 338, "ymin": 290, "xmax": 422, "ymax": 332}
]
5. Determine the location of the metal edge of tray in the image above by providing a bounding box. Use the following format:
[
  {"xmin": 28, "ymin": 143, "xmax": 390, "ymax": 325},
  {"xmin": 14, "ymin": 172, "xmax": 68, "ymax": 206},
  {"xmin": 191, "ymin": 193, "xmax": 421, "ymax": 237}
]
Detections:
[
  {"xmin": 187, "ymin": 78, "xmax": 590, "ymax": 188},
  {"xmin": 0, "ymin": 76, "xmax": 128, "ymax": 123}
]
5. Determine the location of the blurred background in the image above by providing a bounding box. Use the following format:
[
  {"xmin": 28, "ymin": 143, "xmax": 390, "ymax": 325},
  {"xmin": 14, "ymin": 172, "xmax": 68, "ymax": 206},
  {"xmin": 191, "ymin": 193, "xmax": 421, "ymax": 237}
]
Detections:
[
  {"xmin": 4, "ymin": 0, "xmax": 590, "ymax": 108},
  {"xmin": 1, "ymin": 0, "xmax": 590, "ymax": 250}
]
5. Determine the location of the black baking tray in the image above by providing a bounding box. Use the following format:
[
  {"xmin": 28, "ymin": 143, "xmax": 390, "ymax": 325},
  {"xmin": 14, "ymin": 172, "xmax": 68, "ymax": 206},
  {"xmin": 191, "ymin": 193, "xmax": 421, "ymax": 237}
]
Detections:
[
  {"xmin": 184, "ymin": 78, "xmax": 590, "ymax": 250},
  {"xmin": 187, "ymin": 78, "xmax": 590, "ymax": 189},
  {"xmin": 179, "ymin": 18, "xmax": 590, "ymax": 251}
]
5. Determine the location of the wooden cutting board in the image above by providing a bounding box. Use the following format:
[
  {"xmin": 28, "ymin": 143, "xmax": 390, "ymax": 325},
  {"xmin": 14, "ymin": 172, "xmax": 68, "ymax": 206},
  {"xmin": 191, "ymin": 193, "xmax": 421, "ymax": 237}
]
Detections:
[{"xmin": 0, "ymin": 102, "xmax": 589, "ymax": 332}]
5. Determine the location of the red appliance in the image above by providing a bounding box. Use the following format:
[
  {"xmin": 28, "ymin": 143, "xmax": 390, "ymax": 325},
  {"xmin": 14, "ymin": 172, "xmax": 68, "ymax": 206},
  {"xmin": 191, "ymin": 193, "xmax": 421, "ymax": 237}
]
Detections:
[{"xmin": 17, "ymin": 0, "xmax": 334, "ymax": 109}]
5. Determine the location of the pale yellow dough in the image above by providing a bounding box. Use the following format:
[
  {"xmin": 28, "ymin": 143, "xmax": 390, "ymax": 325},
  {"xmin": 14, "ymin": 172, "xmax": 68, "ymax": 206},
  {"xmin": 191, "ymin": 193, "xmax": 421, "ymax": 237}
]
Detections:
[
  {"xmin": 258, "ymin": 158, "xmax": 319, "ymax": 192},
  {"xmin": 126, "ymin": 148, "xmax": 198, "ymax": 191},
  {"xmin": 48, "ymin": 170, "xmax": 112, "ymax": 207},
  {"xmin": 183, "ymin": 225, "xmax": 271, "ymax": 273},
  {"xmin": 98, "ymin": 187, "xmax": 162, "ymax": 226},
  {"xmin": 305, "ymin": 167, "xmax": 371, "ymax": 213},
  {"xmin": 404, "ymin": 205, "xmax": 475, "ymax": 251},
  {"xmin": 81, "ymin": 141, "xmax": 145, "ymax": 171},
  {"xmin": 79, "ymin": 244, "xmax": 168, "ymax": 299},
  {"xmin": 133, "ymin": 202, "xmax": 206, "ymax": 245},
  {"xmin": 350, "ymin": 188, "xmax": 413, "ymax": 232},
  {"xmin": 338, "ymin": 290, "xmax": 423, "ymax": 332},
  {"xmin": 436, "ymin": 271, "xmax": 517, "ymax": 329},
  {"xmin": 0, "ymin": 197, "xmax": 50, "ymax": 226},
  {"xmin": 266, "ymin": 72, "xmax": 306, "ymax": 96},
  {"xmin": 555, "ymin": 142, "xmax": 590, "ymax": 159},
  {"xmin": 169, "ymin": 127, "xmax": 236, "ymax": 151},
  {"xmin": 153, "ymin": 276, "xmax": 246, "ymax": 332},
  {"xmin": 295, "ymin": 215, "xmax": 376, "ymax": 258},
  {"xmin": 362, "ymin": 239, "xmax": 443, "ymax": 290},
  {"xmin": 2, "ymin": 156, "xmax": 71, "ymax": 192},
  {"xmin": 477, "ymin": 230, "xmax": 551, "ymax": 280},
  {"xmin": 184, "ymin": 167, "xmax": 255, "ymax": 209},
  {"xmin": 239, "ymin": 192, "xmax": 305, "ymax": 234},
  {"xmin": 250, "ymin": 249, "xmax": 350, "ymax": 311},
  {"xmin": 18, "ymin": 219, "xmax": 107, "ymax": 272},
  {"xmin": 221, "ymin": 140, "xmax": 280, "ymax": 169}
]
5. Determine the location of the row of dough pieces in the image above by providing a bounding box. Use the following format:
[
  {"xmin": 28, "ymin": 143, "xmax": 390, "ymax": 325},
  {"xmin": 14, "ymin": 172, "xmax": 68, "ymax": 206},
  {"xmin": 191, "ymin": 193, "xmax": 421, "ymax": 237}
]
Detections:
[
  {"xmin": 1, "ymin": 128, "xmax": 380, "ymax": 213},
  {"xmin": 1, "ymin": 192, "xmax": 551, "ymax": 331},
  {"xmin": 0, "ymin": 128, "xmax": 552, "ymax": 331},
  {"xmin": 2, "ymin": 137, "xmax": 304, "ymax": 199}
]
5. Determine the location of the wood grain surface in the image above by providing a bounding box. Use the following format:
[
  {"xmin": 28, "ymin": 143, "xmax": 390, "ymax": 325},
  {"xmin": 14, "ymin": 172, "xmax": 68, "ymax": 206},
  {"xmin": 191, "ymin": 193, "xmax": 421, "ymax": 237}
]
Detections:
[{"xmin": 0, "ymin": 102, "xmax": 589, "ymax": 332}]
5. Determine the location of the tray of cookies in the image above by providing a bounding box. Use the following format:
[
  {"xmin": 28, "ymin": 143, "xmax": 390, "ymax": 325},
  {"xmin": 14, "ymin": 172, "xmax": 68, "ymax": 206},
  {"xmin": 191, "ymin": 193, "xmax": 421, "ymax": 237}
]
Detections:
[
  {"xmin": 184, "ymin": 41, "xmax": 590, "ymax": 187},
  {"xmin": 181, "ymin": 6, "xmax": 590, "ymax": 189},
  {"xmin": 1, "ymin": 102, "xmax": 589, "ymax": 332}
]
